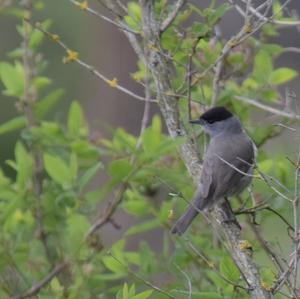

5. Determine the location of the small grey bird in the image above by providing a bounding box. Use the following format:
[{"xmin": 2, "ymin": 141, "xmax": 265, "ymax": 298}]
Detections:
[{"xmin": 171, "ymin": 106, "xmax": 256, "ymax": 235}]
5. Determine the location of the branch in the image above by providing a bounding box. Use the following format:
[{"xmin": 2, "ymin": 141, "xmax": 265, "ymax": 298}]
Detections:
[
  {"xmin": 109, "ymin": 252, "xmax": 175, "ymax": 298},
  {"xmin": 21, "ymin": 3, "xmax": 53, "ymax": 265},
  {"xmin": 292, "ymin": 147, "xmax": 300, "ymax": 290},
  {"xmin": 235, "ymin": 96, "xmax": 300, "ymax": 121},
  {"xmin": 211, "ymin": 0, "xmax": 253, "ymax": 106},
  {"xmin": 137, "ymin": 1, "xmax": 271, "ymax": 298},
  {"xmin": 231, "ymin": 0, "xmax": 300, "ymax": 26},
  {"xmin": 284, "ymin": 47, "xmax": 300, "ymax": 54},
  {"xmin": 29, "ymin": 21, "xmax": 155, "ymax": 103},
  {"xmin": 160, "ymin": 0, "xmax": 186, "ymax": 33},
  {"xmin": 68, "ymin": 0, "xmax": 139, "ymax": 34},
  {"xmin": 10, "ymin": 263, "xmax": 67, "ymax": 299},
  {"xmin": 86, "ymin": 183, "xmax": 128, "ymax": 238},
  {"xmin": 272, "ymin": 244, "xmax": 300, "ymax": 294}
]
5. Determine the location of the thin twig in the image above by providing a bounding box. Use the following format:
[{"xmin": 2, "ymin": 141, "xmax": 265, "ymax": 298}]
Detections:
[
  {"xmin": 135, "ymin": 35, "xmax": 152, "ymax": 149},
  {"xmin": 86, "ymin": 183, "xmax": 128, "ymax": 238},
  {"xmin": 160, "ymin": 0, "xmax": 186, "ymax": 33},
  {"xmin": 211, "ymin": 0, "xmax": 252, "ymax": 106},
  {"xmin": 292, "ymin": 145, "xmax": 300, "ymax": 290},
  {"xmin": 240, "ymin": 197, "xmax": 296, "ymax": 296},
  {"xmin": 283, "ymin": 47, "xmax": 300, "ymax": 54},
  {"xmin": 173, "ymin": 263, "xmax": 192, "ymax": 299},
  {"xmin": 272, "ymin": 244, "xmax": 300, "ymax": 294},
  {"xmin": 10, "ymin": 263, "xmax": 67, "ymax": 299},
  {"xmin": 68, "ymin": 0, "xmax": 138, "ymax": 34},
  {"xmin": 109, "ymin": 252, "xmax": 176, "ymax": 298},
  {"xmin": 235, "ymin": 96, "xmax": 300, "ymax": 121},
  {"xmin": 28, "ymin": 21, "xmax": 155, "ymax": 103},
  {"xmin": 234, "ymin": 0, "xmax": 300, "ymax": 26}
]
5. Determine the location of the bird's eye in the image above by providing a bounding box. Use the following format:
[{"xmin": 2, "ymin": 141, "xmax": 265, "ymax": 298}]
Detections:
[{"xmin": 206, "ymin": 120, "xmax": 215, "ymax": 124}]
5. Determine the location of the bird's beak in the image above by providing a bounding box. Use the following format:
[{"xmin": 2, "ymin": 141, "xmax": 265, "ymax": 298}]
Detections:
[{"xmin": 190, "ymin": 119, "xmax": 204, "ymax": 125}]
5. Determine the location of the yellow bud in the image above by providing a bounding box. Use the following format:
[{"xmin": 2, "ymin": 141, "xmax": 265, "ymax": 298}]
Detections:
[
  {"xmin": 51, "ymin": 34, "xmax": 60, "ymax": 42},
  {"xmin": 108, "ymin": 77, "xmax": 118, "ymax": 88},
  {"xmin": 78, "ymin": 1, "xmax": 88, "ymax": 10},
  {"xmin": 63, "ymin": 50, "xmax": 79, "ymax": 63},
  {"xmin": 207, "ymin": 261, "xmax": 216, "ymax": 269},
  {"xmin": 239, "ymin": 240, "xmax": 253, "ymax": 250},
  {"xmin": 261, "ymin": 281, "xmax": 271, "ymax": 291},
  {"xmin": 168, "ymin": 209, "xmax": 174, "ymax": 220}
]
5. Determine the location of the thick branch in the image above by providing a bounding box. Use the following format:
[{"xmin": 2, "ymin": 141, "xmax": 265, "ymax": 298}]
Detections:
[
  {"xmin": 138, "ymin": 1, "xmax": 271, "ymax": 298},
  {"xmin": 22, "ymin": 3, "xmax": 53, "ymax": 265}
]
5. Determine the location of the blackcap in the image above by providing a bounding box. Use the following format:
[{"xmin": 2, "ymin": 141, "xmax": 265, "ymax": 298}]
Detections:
[{"xmin": 171, "ymin": 106, "xmax": 256, "ymax": 235}]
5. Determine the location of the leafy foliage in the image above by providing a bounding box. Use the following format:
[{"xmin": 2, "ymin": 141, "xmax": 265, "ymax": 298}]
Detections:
[{"xmin": 0, "ymin": 0, "xmax": 298, "ymax": 298}]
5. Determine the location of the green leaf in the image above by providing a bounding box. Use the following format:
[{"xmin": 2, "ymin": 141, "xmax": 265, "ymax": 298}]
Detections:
[
  {"xmin": 126, "ymin": 219, "xmax": 160, "ymax": 236},
  {"xmin": 273, "ymin": 0, "xmax": 282, "ymax": 18},
  {"xmin": 70, "ymin": 152, "xmax": 78, "ymax": 181},
  {"xmin": 132, "ymin": 290, "xmax": 153, "ymax": 299},
  {"xmin": 261, "ymin": 268, "xmax": 276, "ymax": 285},
  {"xmin": 209, "ymin": 3, "xmax": 230, "ymax": 25},
  {"xmin": 269, "ymin": 68, "xmax": 297, "ymax": 85},
  {"xmin": 142, "ymin": 115, "xmax": 162, "ymax": 153},
  {"xmin": 44, "ymin": 153, "xmax": 73, "ymax": 187},
  {"xmin": 261, "ymin": 44, "xmax": 283, "ymax": 56},
  {"xmin": 32, "ymin": 76, "xmax": 52, "ymax": 91},
  {"xmin": 110, "ymin": 128, "xmax": 137, "ymax": 152},
  {"xmin": 0, "ymin": 62, "xmax": 24, "ymax": 97},
  {"xmin": 261, "ymin": 89, "xmax": 278, "ymax": 102},
  {"xmin": 102, "ymin": 256, "xmax": 126, "ymax": 274},
  {"xmin": 138, "ymin": 242, "xmax": 157, "ymax": 274},
  {"xmin": 192, "ymin": 292, "xmax": 222, "ymax": 299},
  {"xmin": 70, "ymin": 140, "xmax": 99, "ymax": 159},
  {"xmin": 108, "ymin": 159, "xmax": 132, "ymax": 182},
  {"xmin": 122, "ymin": 283, "xmax": 129, "ymax": 299},
  {"xmin": 124, "ymin": 2, "xmax": 141, "ymax": 31},
  {"xmin": 252, "ymin": 50, "xmax": 272, "ymax": 84},
  {"xmin": 34, "ymin": 89, "xmax": 65, "ymax": 119},
  {"xmin": 259, "ymin": 159, "xmax": 273, "ymax": 173},
  {"xmin": 262, "ymin": 23, "xmax": 278, "ymax": 37},
  {"xmin": 0, "ymin": 116, "xmax": 27, "ymax": 135},
  {"xmin": 64, "ymin": 214, "xmax": 90, "ymax": 257},
  {"xmin": 15, "ymin": 142, "xmax": 33, "ymax": 190},
  {"xmin": 129, "ymin": 284, "xmax": 136, "ymax": 297},
  {"xmin": 220, "ymin": 257, "xmax": 240, "ymax": 282},
  {"xmin": 79, "ymin": 162, "xmax": 103, "ymax": 191},
  {"xmin": 68, "ymin": 101, "xmax": 88, "ymax": 137},
  {"xmin": 123, "ymin": 189, "xmax": 151, "ymax": 216},
  {"xmin": 127, "ymin": 2, "xmax": 141, "ymax": 19},
  {"xmin": 29, "ymin": 19, "xmax": 51, "ymax": 49}
]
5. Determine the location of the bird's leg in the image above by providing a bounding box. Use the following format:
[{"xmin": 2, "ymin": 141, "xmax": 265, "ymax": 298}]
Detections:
[{"xmin": 221, "ymin": 197, "xmax": 242, "ymax": 230}]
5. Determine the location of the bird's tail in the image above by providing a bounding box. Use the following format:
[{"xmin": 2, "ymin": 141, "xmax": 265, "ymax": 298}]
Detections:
[{"xmin": 171, "ymin": 203, "xmax": 200, "ymax": 235}]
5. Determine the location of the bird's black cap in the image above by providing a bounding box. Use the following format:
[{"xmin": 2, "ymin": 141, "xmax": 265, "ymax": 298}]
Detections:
[{"xmin": 190, "ymin": 106, "xmax": 233, "ymax": 125}]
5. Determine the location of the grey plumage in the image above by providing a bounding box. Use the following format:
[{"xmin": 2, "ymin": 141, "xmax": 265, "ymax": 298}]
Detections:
[{"xmin": 171, "ymin": 107, "xmax": 255, "ymax": 235}]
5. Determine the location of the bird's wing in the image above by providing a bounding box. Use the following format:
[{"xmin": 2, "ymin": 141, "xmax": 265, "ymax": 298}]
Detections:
[
  {"xmin": 196, "ymin": 134, "xmax": 254, "ymax": 209},
  {"xmin": 198, "ymin": 153, "xmax": 214, "ymax": 199},
  {"xmin": 212, "ymin": 134, "xmax": 254, "ymax": 199}
]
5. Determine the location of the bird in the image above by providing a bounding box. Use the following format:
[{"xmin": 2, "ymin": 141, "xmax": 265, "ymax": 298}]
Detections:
[{"xmin": 171, "ymin": 106, "xmax": 256, "ymax": 235}]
